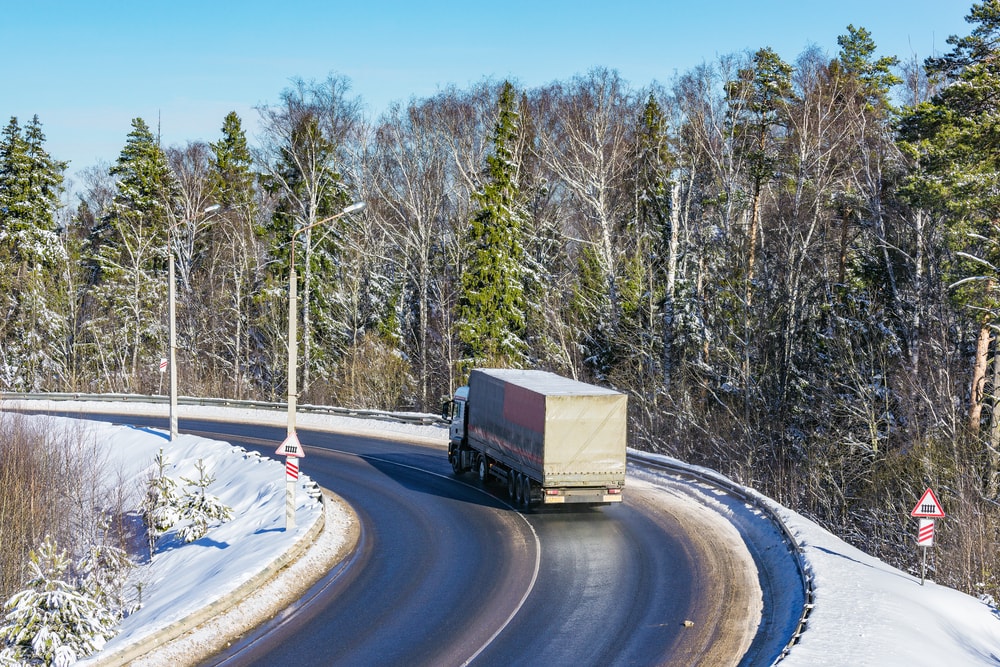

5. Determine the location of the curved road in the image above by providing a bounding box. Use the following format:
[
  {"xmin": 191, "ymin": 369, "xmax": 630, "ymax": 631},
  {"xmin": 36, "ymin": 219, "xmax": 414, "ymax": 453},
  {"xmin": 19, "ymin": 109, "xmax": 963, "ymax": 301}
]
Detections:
[{"xmin": 78, "ymin": 414, "xmax": 770, "ymax": 665}]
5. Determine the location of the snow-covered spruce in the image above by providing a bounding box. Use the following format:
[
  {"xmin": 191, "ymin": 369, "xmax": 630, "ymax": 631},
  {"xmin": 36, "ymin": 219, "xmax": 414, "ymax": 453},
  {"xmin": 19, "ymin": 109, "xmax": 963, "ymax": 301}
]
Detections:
[
  {"xmin": 176, "ymin": 458, "xmax": 234, "ymax": 544},
  {"xmin": 0, "ymin": 537, "xmax": 117, "ymax": 666},
  {"xmin": 141, "ymin": 448, "xmax": 182, "ymax": 557},
  {"xmin": 142, "ymin": 451, "xmax": 234, "ymax": 547},
  {"xmin": 77, "ymin": 527, "xmax": 139, "ymax": 621}
]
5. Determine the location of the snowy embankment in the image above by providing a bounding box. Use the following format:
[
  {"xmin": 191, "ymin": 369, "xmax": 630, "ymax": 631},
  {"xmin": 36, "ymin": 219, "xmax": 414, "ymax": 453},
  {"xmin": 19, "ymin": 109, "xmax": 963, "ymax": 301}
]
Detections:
[
  {"xmin": 0, "ymin": 406, "xmax": 344, "ymax": 666},
  {"xmin": 5, "ymin": 400, "xmax": 1000, "ymax": 666}
]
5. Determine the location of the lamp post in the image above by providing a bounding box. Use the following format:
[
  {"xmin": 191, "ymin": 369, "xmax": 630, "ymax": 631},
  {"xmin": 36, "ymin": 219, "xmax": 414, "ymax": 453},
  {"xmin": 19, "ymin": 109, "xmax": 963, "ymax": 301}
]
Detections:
[
  {"xmin": 169, "ymin": 204, "xmax": 220, "ymax": 440},
  {"xmin": 282, "ymin": 200, "xmax": 365, "ymax": 529}
]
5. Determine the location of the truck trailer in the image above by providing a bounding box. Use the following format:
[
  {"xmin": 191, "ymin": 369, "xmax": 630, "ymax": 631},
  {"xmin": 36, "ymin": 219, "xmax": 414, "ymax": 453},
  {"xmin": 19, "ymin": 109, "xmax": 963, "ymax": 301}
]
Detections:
[{"xmin": 444, "ymin": 369, "xmax": 627, "ymax": 508}]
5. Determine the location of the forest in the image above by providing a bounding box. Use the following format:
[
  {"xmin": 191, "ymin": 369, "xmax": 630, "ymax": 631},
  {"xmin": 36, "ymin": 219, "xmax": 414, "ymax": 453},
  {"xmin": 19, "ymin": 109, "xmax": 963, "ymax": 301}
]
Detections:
[{"xmin": 4, "ymin": 3, "xmax": 1000, "ymax": 602}]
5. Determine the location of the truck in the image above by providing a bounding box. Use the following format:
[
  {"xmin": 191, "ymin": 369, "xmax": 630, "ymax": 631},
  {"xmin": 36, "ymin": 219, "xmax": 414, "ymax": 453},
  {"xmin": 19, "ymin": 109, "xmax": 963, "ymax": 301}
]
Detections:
[{"xmin": 443, "ymin": 368, "xmax": 627, "ymax": 508}]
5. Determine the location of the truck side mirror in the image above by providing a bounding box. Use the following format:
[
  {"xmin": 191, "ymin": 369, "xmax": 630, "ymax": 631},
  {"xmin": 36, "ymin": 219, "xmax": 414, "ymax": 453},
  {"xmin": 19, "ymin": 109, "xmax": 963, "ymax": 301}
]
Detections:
[{"xmin": 441, "ymin": 400, "xmax": 453, "ymax": 423}]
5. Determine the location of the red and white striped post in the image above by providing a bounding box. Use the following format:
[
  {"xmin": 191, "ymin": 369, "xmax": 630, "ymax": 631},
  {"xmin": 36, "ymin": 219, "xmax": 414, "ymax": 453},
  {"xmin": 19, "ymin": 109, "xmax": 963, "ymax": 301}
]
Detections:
[
  {"xmin": 917, "ymin": 518, "xmax": 935, "ymax": 546},
  {"xmin": 276, "ymin": 433, "xmax": 304, "ymax": 530}
]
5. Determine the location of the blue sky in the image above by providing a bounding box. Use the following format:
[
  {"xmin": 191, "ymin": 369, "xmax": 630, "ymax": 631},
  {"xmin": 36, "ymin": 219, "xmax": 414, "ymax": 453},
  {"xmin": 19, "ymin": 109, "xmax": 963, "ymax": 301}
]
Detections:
[{"xmin": 0, "ymin": 1, "xmax": 972, "ymax": 181}]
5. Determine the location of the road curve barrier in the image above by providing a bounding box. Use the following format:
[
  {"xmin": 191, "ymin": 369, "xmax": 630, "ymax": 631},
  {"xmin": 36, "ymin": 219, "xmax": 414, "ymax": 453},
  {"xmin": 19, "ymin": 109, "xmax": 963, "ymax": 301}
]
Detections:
[{"xmin": 0, "ymin": 391, "xmax": 447, "ymax": 427}]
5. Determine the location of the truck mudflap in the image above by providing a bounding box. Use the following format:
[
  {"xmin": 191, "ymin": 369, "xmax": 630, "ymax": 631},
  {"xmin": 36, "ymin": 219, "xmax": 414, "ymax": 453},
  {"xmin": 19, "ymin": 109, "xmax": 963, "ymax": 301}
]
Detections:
[{"xmin": 541, "ymin": 487, "xmax": 624, "ymax": 504}]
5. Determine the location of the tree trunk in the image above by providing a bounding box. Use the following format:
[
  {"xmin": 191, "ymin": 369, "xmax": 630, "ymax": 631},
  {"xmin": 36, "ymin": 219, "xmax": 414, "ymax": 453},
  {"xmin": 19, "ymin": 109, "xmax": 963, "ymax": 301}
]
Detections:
[
  {"xmin": 969, "ymin": 322, "xmax": 991, "ymax": 436},
  {"xmin": 838, "ymin": 206, "xmax": 851, "ymax": 287},
  {"xmin": 987, "ymin": 332, "xmax": 1000, "ymax": 498},
  {"xmin": 663, "ymin": 179, "xmax": 683, "ymax": 392}
]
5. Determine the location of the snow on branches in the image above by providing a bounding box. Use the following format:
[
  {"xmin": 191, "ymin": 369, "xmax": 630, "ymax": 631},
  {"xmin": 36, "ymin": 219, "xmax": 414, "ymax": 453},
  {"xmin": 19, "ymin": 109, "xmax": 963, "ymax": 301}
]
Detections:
[
  {"xmin": 142, "ymin": 449, "xmax": 234, "ymax": 548},
  {"xmin": 0, "ymin": 537, "xmax": 117, "ymax": 666}
]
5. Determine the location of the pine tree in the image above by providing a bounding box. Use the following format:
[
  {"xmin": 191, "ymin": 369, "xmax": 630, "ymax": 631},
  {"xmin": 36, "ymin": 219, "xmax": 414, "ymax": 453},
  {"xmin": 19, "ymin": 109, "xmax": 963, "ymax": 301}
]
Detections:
[
  {"xmin": 833, "ymin": 25, "xmax": 904, "ymax": 302},
  {"xmin": 725, "ymin": 47, "xmax": 794, "ymax": 300},
  {"xmin": 177, "ymin": 458, "xmax": 233, "ymax": 543},
  {"xmin": 458, "ymin": 81, "xmax": 529, "ymax": 368},
  {"xmin": 77, "ymin": 515, "xmax": 136, "ymax": 619},
  {"xmin": 86, "ymin": 118, "xmax": 179, "ymax": 391},
  {"xmin": 0, "ymin": 537, "xmax": 116, "ymax": 666},
  {"xmin": 142, "ymin": 448, "xmax": 182, "ymax": 556},
  {"xmin": 836, "ymin": 24, "xmax": 901, "ymax": 107},
  {"xmin": 724, "ymin": 47, "xmax": 795, "ymax": 391},
  {"xmin": 208, "ymin": 112, "xmax": 262, "ymax": 397},
  {"xmin": 209, "ymin": 111, "xmax": 256, "ymax": 215},
  {"xmin": 0, "ymin": 115, "xmax": 68, "ymax": 391},
  {"xmin": 898, "ymin": 0, "xmax": 1000, "ymax": 457}
]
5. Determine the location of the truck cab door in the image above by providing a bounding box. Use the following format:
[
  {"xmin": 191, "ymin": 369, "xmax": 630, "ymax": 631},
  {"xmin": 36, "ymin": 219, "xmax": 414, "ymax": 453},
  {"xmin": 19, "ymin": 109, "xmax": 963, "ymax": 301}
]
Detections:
[{"xmin": 449, "ymin": 398, "xmax": 465, "ymax": 445}]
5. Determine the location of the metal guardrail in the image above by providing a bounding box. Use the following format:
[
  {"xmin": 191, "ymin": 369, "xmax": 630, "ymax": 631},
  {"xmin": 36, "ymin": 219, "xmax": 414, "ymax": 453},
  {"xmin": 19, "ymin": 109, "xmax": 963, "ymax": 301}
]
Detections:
[
  {"xmin": 628, "ymin": 451, "xmax": 813, "ymax": 665},
  {"xmin": 0, "ymin": 392, "xmax": 448, "ymax": 427}
]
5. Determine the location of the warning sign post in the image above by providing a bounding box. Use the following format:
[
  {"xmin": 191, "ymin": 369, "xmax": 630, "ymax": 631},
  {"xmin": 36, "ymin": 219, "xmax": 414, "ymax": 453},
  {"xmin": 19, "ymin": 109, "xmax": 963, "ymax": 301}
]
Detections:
[
  {"xmin": 911, "ymin": 488, "xmax": 944, "ymax": 585},
  {"xmin": 911, "ymin": 488, "xmax": 945, "ymax": 519}
]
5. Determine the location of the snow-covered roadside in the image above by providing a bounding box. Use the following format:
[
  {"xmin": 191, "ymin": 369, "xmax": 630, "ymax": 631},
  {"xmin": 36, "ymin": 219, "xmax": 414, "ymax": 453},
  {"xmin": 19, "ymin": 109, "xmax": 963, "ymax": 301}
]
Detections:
[
  {"xmin": 632, "ymin": 451, "xmax": 1000, "ymax": 666},
  {"xmin": 0, "ymin": 409, "xmax": 336, "ymax": 666},
  {"xmin": 6, "ymin": 400, "xmax": 1000, "ymax": 665},
  {"xmin": 774, "ymin": 500, "xmax": 1000, "ymax": 666},
  {"xmin": 120, "ymin": 493, "xmax": 357, "ymax": 667}
]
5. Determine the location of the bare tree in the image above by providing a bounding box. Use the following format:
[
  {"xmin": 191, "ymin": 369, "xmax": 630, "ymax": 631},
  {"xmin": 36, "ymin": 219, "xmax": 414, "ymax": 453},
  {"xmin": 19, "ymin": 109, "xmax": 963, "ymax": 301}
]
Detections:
[
  {"xmin": 366, "ymin": 96, "xmax": 464, "ymax": 407},
  {"xmin": 534, "ymin": 68, "xmax": 639, "ymax": 374},
  {"xmin": 256, "ymin": 74, "xmax": 362, "ymax": 399}
]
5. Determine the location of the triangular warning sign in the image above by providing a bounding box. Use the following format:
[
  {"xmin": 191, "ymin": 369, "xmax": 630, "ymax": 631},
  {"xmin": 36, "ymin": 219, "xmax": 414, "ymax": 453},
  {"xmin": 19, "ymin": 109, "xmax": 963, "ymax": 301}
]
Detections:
[
  {"xmin": 911, "ymin": 488, "xmax": 944, "ymax": 518},
  {"xmin": 275, "ymin": 432, "xmax": 305, "ymax": 458}
]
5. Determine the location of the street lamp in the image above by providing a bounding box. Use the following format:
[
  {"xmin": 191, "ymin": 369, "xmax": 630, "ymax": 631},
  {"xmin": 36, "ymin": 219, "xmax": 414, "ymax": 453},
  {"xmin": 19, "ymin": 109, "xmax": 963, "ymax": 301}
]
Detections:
[
  {"xmin": 280, "ymin": 201, "xmax": 365, "ymax": 530},
  {"xmin": 285, "ymin": 201, "xmax": 366, "ymax": 436},
  {"xmin": 169, "ymin": 204, "xmax": 221, "ymax": 440}
]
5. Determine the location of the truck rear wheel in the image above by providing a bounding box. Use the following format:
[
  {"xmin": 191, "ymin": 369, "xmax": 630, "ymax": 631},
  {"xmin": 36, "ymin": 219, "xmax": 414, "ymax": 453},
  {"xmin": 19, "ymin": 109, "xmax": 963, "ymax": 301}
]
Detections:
[
  {"xmin": 506, "ymin": 471, "xmax": 516, "ymax": 500},
  {"xmin": 520, "ymin": 476, "xmax": 533, "ymax": 509},
  {"xmin": 478, "ymin": 455, "xmax": 489, "ymax": 485}
]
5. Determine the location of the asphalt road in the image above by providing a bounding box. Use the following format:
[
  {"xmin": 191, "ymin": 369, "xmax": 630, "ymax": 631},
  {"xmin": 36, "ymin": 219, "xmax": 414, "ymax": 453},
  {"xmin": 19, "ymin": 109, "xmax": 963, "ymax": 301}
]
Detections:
[{"xmin": 73, "ymin": 414, "xmax": 769, "ymax": 666}]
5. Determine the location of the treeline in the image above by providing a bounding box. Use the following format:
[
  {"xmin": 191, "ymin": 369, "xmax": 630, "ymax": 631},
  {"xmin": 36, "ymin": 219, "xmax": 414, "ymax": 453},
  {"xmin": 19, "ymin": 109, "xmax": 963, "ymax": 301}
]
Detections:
[{"xmin": 4, "ymin": 5, "xmax": 1000, "ymax": 597}]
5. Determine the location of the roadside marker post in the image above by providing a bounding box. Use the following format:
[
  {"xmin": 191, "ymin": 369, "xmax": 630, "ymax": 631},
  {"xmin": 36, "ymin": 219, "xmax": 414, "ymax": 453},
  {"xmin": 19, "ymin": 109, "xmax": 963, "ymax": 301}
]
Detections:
[
  {"xmin": 917, "ymin": 518, "xmax": 935, "ymax": 546},
  {"xmin": 911, "ymin": 488, "xmax": 945, "ymax": 585},
  {"xmin": 158, "ymin": 358, "xmax": 167, "ymax": 395},
  {"xmin": 276, "ymin": 433, "xmax": 304, "ymax": 530}
]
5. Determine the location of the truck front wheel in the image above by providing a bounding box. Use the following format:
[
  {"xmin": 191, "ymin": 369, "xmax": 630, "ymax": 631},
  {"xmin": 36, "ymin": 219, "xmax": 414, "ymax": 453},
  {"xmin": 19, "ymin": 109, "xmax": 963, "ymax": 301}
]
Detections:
[{"xmin": 451, "ymin": 452, "xmax": 464, "ymax": 476}]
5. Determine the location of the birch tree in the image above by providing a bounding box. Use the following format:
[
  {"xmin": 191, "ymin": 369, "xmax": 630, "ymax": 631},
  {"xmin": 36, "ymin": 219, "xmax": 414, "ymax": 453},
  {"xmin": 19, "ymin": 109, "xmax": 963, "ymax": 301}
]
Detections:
[
  {"xmin": 367, "ymin": 97, "xmax": 457, "ymax": 406},
  {"xmin": 535, "ymin": 67, "xmax": 638, "ymax": 377},
  {"xmin": 257, "ymin": 75, "xmax": 359, "ymax": 401}
]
